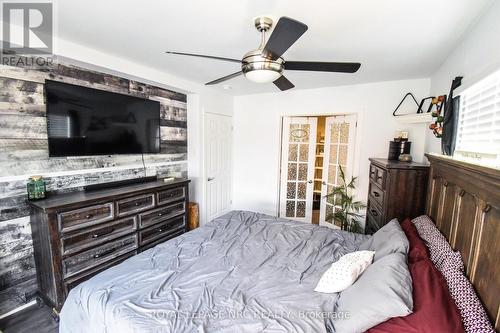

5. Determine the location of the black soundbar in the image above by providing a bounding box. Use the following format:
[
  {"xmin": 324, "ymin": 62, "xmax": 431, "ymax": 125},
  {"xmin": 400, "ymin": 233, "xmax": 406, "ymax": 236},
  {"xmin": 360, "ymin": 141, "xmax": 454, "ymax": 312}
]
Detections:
[{"xmin": 84, "ymin": 176, "xmax": 158, "ymax": 192}]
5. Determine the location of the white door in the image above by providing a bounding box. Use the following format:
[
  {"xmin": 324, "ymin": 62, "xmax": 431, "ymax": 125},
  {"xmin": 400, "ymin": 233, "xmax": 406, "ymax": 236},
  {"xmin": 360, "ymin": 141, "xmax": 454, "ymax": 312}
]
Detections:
[
  {"xmin": 205, "ymin": 113, "xmax": 232, "ymax": 222},
  {"xmin": 279, "ymin": 117, "xmax": 318, "ymax": 223},
  {"xmin": 319, "ymin": 115, "xmax": 357, "ymax": 228}
]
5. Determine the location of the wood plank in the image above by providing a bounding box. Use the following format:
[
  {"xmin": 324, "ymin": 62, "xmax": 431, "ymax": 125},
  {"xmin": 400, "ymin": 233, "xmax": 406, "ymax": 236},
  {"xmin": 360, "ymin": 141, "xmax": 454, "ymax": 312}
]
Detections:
[
  {"xmin": 129, "ymin": 80, "xmax": 149, "ymax": 97},
  {"xmin": 0, "ymin": 103, "xmax": 45, "ymax": 117},
  {"xmin": 0, "ymin": 115, "xmax": 47, "ymax": 139},
  {"xmin": 429, "ymin": 176, "xmax": 442, "ymax": 221},
  {"xmin": 0, "ymin": 217, "xmax": 36, "ymax": 289},
  {"xmin": 0, "ymin": 161, "xmax": 188, "ymax": 199},
  {"xmin": 160, "ymin": 119, "xmax": 187, "ymax": 128},
  {"xmin": 440, "ymin": 184, "xmax": 457, "ymax": 240},
  {"xmin": 148, "ymin": 85, "xmax": 187, "ymax": 102},
  {"xmin": 160, "ymin": 141, "xmax": 188, "ymax": 154},
  {"xmin": 0, "ymin": 77, "xmax": 44, "ymax": 104},
  {"xmin": 0, "ymin": 66, "xmax": 50, "ymax": 84},
  {"xmin": 0, "ymin": 153, "xmax": 187, "ymax": 176},
  {"xmin": 471, "ymin": 206, "xmax": 500, "ymax": 327},
  {"xmin": 0, "ymin": 149, "xmax": 48, "ymax": 162},
  {"xmin": 0, "ymin": 77, "xmax": 45, "ymax": 116},
  {"xmin": 0, "ymin": 138, "xmax": 47, "ymax": 152},
  {"xmin": 0, "ymin": 195, "xmax": 29, "ymax": 221},
  {"xmin": 153, "ymin": 96, "xmax": 187, "ymax": 122},
  {"xmin": 160, "ymin": 127, "xmax": 187, "ymax": 142},
  {"xmin": 454, "ymin": 192, "xmax": 478, "ymax": 273}
]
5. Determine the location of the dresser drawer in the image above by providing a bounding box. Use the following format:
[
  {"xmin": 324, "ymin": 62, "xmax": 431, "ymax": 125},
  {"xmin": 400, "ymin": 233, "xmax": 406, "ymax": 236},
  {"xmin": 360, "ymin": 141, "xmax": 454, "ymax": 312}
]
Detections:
[
  {"xmin": 63, "ymin": 251, "xmax": 136, "ymax": 295},
  {"xmin": 58, "ymin": 203, "xmax": 114, "ymax": 233},
  {"xmin": 370, "ymin": 165, "xmax": 386, "ymax": 189},
  {"xmin": 61, "ymin": 216, "xmax": 137, "ymax": 256},
  {"xmin": 139, "ymin": 201, "xmax": 185, "ymax": 229},
  {"xmin": 367, "ymin": 200, "xmax": 383, "ymax": 227},
  {"xmin": 139, "ymin": 215, "xmax": 185, "ymax": 246},
  {"xmin": 116, "ymin": 193, "xmax": 155, "ymax": 217},
  {"xmin": 157, "ymin": 187, "xmax": 185, "ymax": 206},
  {"xmin": 140, "ymin": 229, "xmax": 185, "ymax": 252},
  {"xmin": 369, "ymin": 165, "xmax": 378, "ymax": 180},
  {"xmin": 368, "ymin": 181, "xmax": 384, "ymax": 208},
  {"xmin": 62, "ymin": 234, "xmax": 137, "ymax": 278},
  {"xmin": 365, "ymin": 214, "xmax": 381, "ymax": 235}
]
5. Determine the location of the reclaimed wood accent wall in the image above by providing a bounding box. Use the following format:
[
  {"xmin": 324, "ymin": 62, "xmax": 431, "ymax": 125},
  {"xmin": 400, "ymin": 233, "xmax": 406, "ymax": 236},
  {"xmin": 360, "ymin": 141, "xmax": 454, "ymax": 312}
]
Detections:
[
  {"xmin": 0, "ymin": 62, "xmax": 188, "ymax": 314},
  {"xmin": 426, "ymin": 154, "xmax": 500, "ymax": 331}
]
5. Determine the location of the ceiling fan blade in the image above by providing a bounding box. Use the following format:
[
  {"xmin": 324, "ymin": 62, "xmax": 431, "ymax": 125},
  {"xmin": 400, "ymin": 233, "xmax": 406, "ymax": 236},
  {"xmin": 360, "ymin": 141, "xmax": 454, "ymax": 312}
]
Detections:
[
  {"xmin": 273, "ymin": 75, "xmax": 295, "ymax": 91},
  {"xmin": 262, "ymin": 17, "xmax": 308, "ymax": 60},
  {"xmin": 166, "ymin": 51, "xmax": 241, "ymax": 64},
  {"xmin": 205, "ymin": 71, "xmax": 243, "ymax": 85},
  {"xmin": 285, "ymin": 61, "xmax": 361, "ymax": 73}
]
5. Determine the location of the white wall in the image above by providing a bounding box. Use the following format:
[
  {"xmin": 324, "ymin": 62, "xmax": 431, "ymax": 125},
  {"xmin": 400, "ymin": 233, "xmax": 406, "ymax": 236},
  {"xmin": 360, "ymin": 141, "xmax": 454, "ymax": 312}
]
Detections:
[
  {"xmin": 232, "ymin": 78, "xmax": 430, "ymax": 223},
  {"xmin": 55, "ymin": 37, "xmax": 233, "ymax": 225},
  {"xmin": 426, "ymin": 1, "xmax": 500, "ymax": 154}
]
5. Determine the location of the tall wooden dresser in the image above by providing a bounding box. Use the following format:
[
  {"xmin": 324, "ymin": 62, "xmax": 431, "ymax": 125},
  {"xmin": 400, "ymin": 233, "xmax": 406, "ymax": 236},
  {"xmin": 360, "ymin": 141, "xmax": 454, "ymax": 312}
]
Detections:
[
  {"xmin": 28, "ymin": 179, "xmax": 190, "ymax": 310},
  {"xmin": 365, "ymin": 158, "xmax": 429, "ymax": 234}
]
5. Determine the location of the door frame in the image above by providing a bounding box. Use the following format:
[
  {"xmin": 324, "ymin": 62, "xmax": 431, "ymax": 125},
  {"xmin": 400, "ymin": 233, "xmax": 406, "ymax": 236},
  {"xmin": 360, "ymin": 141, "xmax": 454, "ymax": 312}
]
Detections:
[
  {"xmin": 203, "ymin": 112, "xmax": 233, "ymax": 224},
  {"xmin": 277, "ymin": 112, "xmax": 361, "ymax": 221}
]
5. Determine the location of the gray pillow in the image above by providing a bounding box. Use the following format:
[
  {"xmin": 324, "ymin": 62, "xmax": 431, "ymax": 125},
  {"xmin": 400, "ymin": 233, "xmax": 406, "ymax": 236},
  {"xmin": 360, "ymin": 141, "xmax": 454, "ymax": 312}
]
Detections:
[
  {"xmin": 330, "ymin": 252, "xmax": 413, "ymax": 333},
  {"xmin": 358, "ymin": 218, "xmax": 409, "ymax": 261}
]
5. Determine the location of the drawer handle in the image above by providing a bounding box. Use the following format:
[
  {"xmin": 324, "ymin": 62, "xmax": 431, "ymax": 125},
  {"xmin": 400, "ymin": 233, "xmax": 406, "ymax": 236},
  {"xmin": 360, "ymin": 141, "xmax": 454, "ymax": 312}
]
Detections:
[
  {"xmin": 157, "ymin": 228, "xmax": 164, "ymax": 233},
  {"xmin": 92, "ymin": 228, "xmax": 114, "ymax": 239},
  {"xmin": 370, "ymin": 209, "xmax": 378, "ymax": 216},
  {"xmin": 376, "ymin": 176, "xmax": 383, "ymax": 180},
  {"xmin": 158, "ymin": 213, "xmax": 163, "ymax": 217},
  {"xmin": 85, "ymin": 214, "xmax": 93, "ymax": 219},
  {"xmin": 373, "ymin": 191, "xmax": 380, "ymax": 197},
  {"xmin": 135, "ymin": 202, "xmax": 141, "ymax": 206},
  {"xmin": 94, "ymin": 248, "xmax": 116, "ymax": 259}
]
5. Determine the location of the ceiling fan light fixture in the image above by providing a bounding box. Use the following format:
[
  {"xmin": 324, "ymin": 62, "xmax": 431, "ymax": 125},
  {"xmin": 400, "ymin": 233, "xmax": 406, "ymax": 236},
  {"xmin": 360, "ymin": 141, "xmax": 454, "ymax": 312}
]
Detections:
[
  {"xmin": 244, "ymin": 69, "xmax": 281, "ymax": 83},
  {"xmin": 241, "ymin": 50, "xmax": 283, "ymax": 84}
]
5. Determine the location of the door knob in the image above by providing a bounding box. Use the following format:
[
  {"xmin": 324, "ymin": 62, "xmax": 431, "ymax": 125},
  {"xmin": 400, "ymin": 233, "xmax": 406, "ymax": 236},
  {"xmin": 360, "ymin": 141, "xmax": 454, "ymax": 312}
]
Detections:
[
  {"xmin": 307, "ymin": 180, "xmax": 313, "ymax": 184},
  {"xmin": 322, "ymin": 181, "xmax": 326, "ymax": 185},
  {"xmin": 207, "ymin": 177, "xmax": 215, "ymax": 182}
]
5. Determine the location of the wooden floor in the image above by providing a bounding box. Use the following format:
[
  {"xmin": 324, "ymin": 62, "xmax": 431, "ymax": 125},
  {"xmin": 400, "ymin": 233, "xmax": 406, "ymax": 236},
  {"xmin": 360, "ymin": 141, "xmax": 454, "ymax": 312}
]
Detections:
[
  {"xmin": 0, "ymin": 304, "xmax": 58, "ymax": 333},
  {"xmin": 312, "ymin": 209, "xmax": 320, "ymax": 224}
]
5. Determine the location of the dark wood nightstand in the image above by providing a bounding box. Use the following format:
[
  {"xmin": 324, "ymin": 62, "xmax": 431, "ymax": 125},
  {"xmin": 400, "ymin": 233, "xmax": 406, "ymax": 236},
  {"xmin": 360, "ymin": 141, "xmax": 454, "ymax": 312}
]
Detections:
[{"xmin": 365, "ymin": 158, "xmax": 429, "ymax": 234}]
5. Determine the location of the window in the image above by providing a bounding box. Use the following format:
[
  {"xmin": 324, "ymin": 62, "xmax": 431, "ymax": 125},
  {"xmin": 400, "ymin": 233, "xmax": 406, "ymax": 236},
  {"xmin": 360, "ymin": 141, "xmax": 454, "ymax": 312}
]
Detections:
[{"xmin": 455, "ymin": 69, "xmax": 500, "ymax": 166}]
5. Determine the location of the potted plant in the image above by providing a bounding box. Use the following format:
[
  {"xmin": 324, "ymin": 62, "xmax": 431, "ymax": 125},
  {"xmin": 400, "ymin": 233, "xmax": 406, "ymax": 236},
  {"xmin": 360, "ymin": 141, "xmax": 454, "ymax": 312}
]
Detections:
[{"xmin": 325, "ymin": 166, "xmax": 365, "ymax": 233}]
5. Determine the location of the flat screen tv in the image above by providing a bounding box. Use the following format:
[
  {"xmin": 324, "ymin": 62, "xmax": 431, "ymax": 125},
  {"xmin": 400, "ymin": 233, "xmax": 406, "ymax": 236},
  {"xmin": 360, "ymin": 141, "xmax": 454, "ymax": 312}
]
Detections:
[{"xmin": 46, "ymin": 80, "xmax": 160, "ymax": 157}]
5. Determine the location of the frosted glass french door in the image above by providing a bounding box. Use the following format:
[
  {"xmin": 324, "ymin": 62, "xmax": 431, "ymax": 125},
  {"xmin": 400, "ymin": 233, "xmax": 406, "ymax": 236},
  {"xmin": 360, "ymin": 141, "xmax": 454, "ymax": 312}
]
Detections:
[
  {"xmin": 319, "ymin": 115, "xmax": 357, "ymax": 228},
  {"xmin": 279, "ymin": 117, "xmax": 318, "ymax": 223}
]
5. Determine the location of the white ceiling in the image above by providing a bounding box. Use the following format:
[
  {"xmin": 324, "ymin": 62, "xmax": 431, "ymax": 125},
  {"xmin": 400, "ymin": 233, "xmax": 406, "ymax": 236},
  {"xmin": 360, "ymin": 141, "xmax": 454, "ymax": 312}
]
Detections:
[{"xmin": 55, "ymin": 0, "xmax": 493, "ymax": 95}]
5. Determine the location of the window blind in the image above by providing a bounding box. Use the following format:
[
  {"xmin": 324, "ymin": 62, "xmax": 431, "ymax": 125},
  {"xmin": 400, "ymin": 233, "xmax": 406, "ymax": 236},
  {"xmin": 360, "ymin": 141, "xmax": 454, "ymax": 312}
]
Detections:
[{"xmin": 456, "ymin": 69, "xmax": 500, "ymax": 157}]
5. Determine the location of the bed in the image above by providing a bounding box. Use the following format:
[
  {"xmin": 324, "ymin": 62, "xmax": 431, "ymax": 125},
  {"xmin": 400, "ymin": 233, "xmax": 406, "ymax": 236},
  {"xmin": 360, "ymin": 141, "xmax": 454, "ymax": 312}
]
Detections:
[
  {"xmin": 59, "ymin": 210, "xmax": 368, "ymax": 332},
  {"xmin": 59, "ymin": 155, "xmax": 499, "ymax": 332}
]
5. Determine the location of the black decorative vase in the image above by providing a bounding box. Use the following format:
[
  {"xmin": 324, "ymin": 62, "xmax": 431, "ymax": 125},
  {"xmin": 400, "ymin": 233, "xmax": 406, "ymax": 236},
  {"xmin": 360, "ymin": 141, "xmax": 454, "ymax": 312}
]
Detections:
[{"xmin": 388, "ymin": 141, "xmax": 411, "ymax": 160}]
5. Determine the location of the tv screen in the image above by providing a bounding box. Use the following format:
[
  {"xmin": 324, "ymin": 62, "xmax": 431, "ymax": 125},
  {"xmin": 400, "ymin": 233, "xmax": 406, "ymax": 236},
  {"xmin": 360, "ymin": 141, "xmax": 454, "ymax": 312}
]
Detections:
[{"xmin": 46, "ymin": 80, "xmax": 160, "ymax": 157}]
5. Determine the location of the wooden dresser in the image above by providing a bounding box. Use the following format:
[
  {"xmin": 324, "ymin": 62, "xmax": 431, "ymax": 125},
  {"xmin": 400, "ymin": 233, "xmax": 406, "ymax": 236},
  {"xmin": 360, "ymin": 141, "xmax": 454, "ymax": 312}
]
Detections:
[
  {"xmin": 365, "ymin": 158, "xmax": 429, "ymax": 234},
  {"xmin": 28, "ymin": 179, "xmax": 190, "ymax": 310}
]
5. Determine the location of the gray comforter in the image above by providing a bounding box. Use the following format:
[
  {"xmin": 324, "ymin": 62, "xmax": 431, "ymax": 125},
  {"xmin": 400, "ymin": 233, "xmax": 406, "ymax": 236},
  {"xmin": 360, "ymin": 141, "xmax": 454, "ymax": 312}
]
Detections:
[{"xmin": 59, "ymin": 210, "xmax": 368, "ymax": 333}]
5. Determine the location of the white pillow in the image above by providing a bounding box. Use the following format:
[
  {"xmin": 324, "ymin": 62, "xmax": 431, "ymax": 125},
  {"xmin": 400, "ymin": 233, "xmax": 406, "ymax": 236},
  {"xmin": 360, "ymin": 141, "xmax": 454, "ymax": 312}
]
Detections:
[{"xmin": 314, "ymin": 250, "xmax": 375, "ymax": 293}]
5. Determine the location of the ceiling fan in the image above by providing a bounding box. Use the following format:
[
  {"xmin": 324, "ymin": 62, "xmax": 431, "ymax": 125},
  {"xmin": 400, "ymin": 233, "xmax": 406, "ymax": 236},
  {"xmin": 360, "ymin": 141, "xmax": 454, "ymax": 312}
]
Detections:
[{"xmin": 166, "ymin": 16, "xmax": 361, "ymax": 91}]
